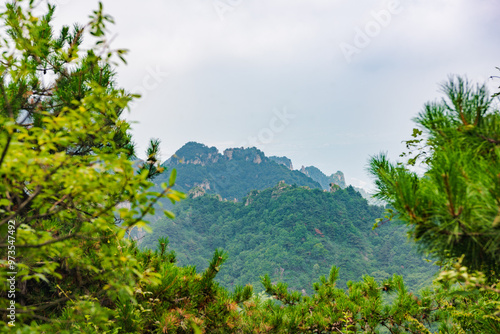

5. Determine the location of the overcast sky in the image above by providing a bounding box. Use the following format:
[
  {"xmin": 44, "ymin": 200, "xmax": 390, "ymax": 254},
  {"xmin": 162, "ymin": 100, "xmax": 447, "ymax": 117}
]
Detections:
[{"xmin": 51, "ymin": 0, "xmax": 499, "ymax": 190}]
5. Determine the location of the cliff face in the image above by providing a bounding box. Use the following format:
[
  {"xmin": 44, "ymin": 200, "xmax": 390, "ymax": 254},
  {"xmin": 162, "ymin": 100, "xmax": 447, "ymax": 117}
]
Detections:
[{"xmin": 223, "ymin": 147, "xmax": 264, "ymax": 164}]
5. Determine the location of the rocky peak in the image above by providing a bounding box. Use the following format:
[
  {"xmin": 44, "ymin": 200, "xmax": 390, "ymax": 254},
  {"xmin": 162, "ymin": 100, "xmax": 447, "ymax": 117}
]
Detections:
[
  {"xmin": 165, "ymin": 142, "xmax": 220, "ymax": 166},
  {"xmin": 158, "ymin": 141, "xmax": 323, "ymax": 201},
  {"xmin": 196, "ymin": 180, "xmax": 211, "ymax": 190},
  {"xmin": 331, "ymin": 171, "xmax": 346, "ymax": 188},
  {"xmin": 244, "ymin": 189, "xmax": 260, "ymax": 206},
  {"xmin": 269, "ymin": 156, "xmax": 294, "ymax": 170},
  {"xmin": 165, "ymin": 143, "xmax": 271, "ymax": 167}
]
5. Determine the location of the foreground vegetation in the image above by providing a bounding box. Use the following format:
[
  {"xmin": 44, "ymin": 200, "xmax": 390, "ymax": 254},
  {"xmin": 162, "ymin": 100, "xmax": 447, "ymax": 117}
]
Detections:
[{"xmin": 0, "ymin": 2, "xmax": 498, "ymax": 332}]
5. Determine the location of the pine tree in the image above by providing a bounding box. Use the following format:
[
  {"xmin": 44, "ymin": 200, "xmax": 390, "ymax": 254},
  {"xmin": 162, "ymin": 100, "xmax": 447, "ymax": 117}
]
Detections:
[
  {"xmin": 370, "ymin": 76, "xmax": 500, "ymax": 276},
  {"xmin": 369, "ymin": 76, "xmax": 500, "ymax": 332}
]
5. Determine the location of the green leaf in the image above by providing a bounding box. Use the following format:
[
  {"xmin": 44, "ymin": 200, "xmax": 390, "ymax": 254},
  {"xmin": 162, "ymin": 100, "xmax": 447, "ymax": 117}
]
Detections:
[
  {"xmin": 0, "ymin": 198, "xmax": 11, "ymax": 206},
  {"xmin": 164, "ymin": 210, "xmax": 175, "ymax": 219},
  {"xmin": 168, "ymin": 169, "xmax": 177, "ymax": 187}
]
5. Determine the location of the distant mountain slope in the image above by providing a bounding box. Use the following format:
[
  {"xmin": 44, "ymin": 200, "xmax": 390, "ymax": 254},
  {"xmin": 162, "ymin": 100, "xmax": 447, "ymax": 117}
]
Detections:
[
  {"xmin": 156, "ymin": 142, "xmax": 321, "ymax": 201},
  {"xmin": 141, "ymin": 182, "xmax": 436, "ymax": 294},
  {"xmin": 299, "ymin": 165, "xmax": 346, "ymax": 189}
]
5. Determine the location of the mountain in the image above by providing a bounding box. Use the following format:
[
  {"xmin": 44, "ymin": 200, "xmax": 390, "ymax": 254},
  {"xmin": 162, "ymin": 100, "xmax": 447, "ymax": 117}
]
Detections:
[
  {"xmin": 141, "ymin": 181, "xmax": 436, "ymax": 294},
  {"xmin": 299, "ymin": 165, "xmax": 346, "ymax": 189},
  {"xmin": 152, "ymin": 141, "xmax": 382, "ymax": 209},
  {"xmin": 156, "ymin": 142, "xmax": 321, "ymax": 201},
  {"xmin": 294, "ymin": 164, "xmax": 381, "ymax": 205}
]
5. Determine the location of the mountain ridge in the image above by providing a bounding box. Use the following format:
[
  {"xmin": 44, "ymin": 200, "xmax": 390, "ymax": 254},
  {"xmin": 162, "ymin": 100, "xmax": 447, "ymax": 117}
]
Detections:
[
  {"xmin": 156, "ymin": 142, "xmax": 322, "ymax": 201},
  {"xmin": 158, "ymin": 142, "xmax": 357, "ymax": 201}
]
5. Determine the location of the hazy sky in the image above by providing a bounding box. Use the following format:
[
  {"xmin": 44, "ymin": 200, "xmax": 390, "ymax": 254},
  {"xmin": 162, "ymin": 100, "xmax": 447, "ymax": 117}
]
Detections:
[{"xmin": 50, "ymin": 0, "xmax": 499, "ymax": 190}]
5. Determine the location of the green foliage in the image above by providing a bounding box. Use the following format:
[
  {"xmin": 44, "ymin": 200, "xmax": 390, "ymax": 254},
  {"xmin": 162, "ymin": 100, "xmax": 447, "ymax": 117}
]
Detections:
[
  {"xmin": 254, "ymin": 266, "xmax": 439, "ymax": 333},
  {"xmin": 136, "ymin": 138, "xmax": 166, "ymax": 180},
  {"xmin": 370, "ymin": 76, "xmax": 500, "ymax": 276},
  {"xmin": 4, "ymin": 2, "xmax": 498, "ymax": 332},
  {"xmin": 142, "ymin": 182, "xmax": 436, "ymax": 294},
  {"xmin": 370, "ymin": 75, "xmax": 500, "ymax": 331},
  {"xmin": 0, "ymin": 1, "xmax": 185, "ymax": 330}
]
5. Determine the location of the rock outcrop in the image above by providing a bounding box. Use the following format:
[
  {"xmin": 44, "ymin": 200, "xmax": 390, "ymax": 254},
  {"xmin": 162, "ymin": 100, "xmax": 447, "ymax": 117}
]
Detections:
[{"xmin": 269, "ymin": 156, "xmax": 294, "ymax": 170}]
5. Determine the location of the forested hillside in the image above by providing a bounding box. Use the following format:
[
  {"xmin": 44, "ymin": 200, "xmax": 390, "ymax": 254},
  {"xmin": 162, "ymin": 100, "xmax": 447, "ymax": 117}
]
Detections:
[
  {"xmin": 153, "ymin": 142, "xmax": 379, "ymax": 208},
  {"xmin": 142, "ymin": 182, "xmax": 435, "ymax": 294}
]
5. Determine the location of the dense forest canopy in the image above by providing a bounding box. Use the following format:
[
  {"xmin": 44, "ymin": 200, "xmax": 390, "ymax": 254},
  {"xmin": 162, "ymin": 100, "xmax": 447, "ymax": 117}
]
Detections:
[{"xmin": 142, "ymin": 182, "xmax": 435, "ymax": 294}]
